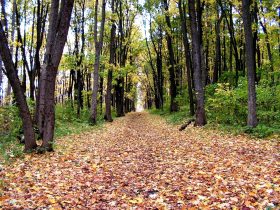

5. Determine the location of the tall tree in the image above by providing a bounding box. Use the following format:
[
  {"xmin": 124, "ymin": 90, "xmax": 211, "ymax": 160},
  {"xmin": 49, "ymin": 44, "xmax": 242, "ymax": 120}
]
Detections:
[
  {"xmin": 0, "ymin": 21, "xmax": 37, "ymax": 151},
  {"xmin": 162, "ymin": 0, "xmax": 178, "ymax": 112},
  {"xmin": 91, "ymin": 0, "xmax": 106, "ymax": 124},
  {"xmin": 241, "ymin": 0, "xmax": 257, "ymax": 127},
  {"xmin": 73, "ymin": 0, "xmax": 86, "ymax": 116},
  {"xmin": 188, "ymin": 0, "xmax": 206, "ymax": 126},
  {"xmin": 37, "ymin": 0, "xmax": 74, "ymax": 151},
  {"xmin": 213, "ymin": 3, "xmax": 222, "ymax": 83},
  {"xmin": 178, "ymin": 0, "xmax": 194, "ymax": 116},
  {"xmin": 105, "ymin": 0, "xmax": 116, "ymax": 122}
]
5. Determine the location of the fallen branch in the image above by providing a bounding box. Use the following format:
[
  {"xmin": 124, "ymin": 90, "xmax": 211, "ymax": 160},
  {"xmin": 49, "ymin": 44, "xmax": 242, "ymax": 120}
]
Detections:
[{"xmin": 179, "ymin": 118, "xmax": 195, "ymax": 131}]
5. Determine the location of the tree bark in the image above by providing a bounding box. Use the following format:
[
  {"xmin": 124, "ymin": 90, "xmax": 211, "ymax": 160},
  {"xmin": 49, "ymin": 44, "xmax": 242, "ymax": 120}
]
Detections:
[
  {"xmin": 213, "ymin": 5, "xmax": 222, "ymax": 83},
  {"xmin": 178, "ymin": 0, "xmax": 194, "ymax": 116},
  {"xmin": 105, "ymin": 0, "xmax": 116, "ymax": 122},
  {"xmin": 91, "ymin": 0, "xmax": 106, "ymax": 124},
  {"xmin": 37, "ymin": 0, "xmax": 74, "ymax": 151},
  {"xmin": 188, "ymin": 0, "xmax": 206, "ymax": 126},
  {"xmin": 163, "ymin": 0, "xmax": 178, "ymax": 112},
  {"xmin": 0, "ymin": 21, "xmax": 37, "ymax": 151},
  {"xmin": 242, "ymin": 0, "xmax": 258, "ymax": 127}
]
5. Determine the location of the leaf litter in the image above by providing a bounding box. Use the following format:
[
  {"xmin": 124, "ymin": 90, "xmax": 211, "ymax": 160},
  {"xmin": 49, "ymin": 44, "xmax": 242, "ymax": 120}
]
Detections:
[{"xmin": 0, "ymin": 112, "xmax": 279, "ymax": 209}]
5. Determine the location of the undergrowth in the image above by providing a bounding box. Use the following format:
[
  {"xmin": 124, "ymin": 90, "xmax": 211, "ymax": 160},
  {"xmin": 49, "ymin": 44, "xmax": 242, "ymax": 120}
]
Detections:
[
  {"xmin": 0, "ymin": 102, "xmax": 112, "ymax": 163},
  {"xmin": 150, "ymin": 77, "xmax": 280, "ymax": 139}
]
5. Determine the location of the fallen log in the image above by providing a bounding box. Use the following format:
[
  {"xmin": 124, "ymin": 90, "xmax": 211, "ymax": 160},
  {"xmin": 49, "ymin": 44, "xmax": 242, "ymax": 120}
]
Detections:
[{"xmin": 179, "ymin": 118, "xmax": 195, "ymax": 131}]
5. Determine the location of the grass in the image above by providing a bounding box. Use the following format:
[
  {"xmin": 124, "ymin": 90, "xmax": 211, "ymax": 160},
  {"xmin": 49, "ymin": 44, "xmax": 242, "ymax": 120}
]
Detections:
[
  {"xmin": 149, "ymin": 105, "xmax": 191, "ymax": 125},
  {"xmin": 149, "ymin": 105, "xmax": 280, "ymax": 139},
  {"xmin": 0, "ymin": 103, "xmax": 113, "ymax": 163}
]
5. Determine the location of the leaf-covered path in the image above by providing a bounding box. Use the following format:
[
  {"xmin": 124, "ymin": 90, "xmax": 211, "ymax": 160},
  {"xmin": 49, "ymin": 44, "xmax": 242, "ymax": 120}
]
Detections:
[{"xmin": 1, "ymin": 112, "xmax": 279, "ymax": 209}]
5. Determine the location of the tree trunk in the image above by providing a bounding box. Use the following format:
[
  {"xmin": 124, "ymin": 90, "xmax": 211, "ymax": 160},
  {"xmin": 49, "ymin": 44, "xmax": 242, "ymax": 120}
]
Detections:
[
  {"xmin": 188, "ymin": 0, "xmax": 206, "ymax": 126},
  {"xmin": 213, "ymin": 7, "xmax": 222, "ymax": 83},
  {"xmin": 242, "ymin": 0, "xmax": 258, "ymax": 127},
  {"xmin": 37, "ymin": 0, "xmax": 74, "ymax": 151},
  {"xmin": 0, "ymin": 21, "xmax": 37, "ymax": 151},
  {"xmin": 104, "ymin": 0, "xmax": 116, "ymax": 122},
  {"xmin": 178, "ymin": 0, "xmax": 194, "ymax": 116},
  {"xmin": 91, "ymin": 0, "xmax": 106, "ymax": 124},
  {"xmin": 115, "ymin": 78, "xmax": 125, "ymax": 117},
  {"xmin": 163, "ymin": 0, "xmax": 178, "ymax": 112}
]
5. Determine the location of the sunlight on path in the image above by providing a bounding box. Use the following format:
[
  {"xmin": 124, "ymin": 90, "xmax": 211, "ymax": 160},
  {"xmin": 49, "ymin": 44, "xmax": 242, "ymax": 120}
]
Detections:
[
  {"xmin": 136, "ymin": 81, "xmax": 144, "ymax": 112},
  {"xmin": 136, "ymin": 67, "xmax": 144, "ymax": 112}
]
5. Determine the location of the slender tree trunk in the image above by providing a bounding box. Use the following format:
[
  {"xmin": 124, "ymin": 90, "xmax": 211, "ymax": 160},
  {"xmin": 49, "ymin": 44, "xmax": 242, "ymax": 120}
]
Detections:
[
  {"xmin": 91, "ymin": 0, "xmax": 106, "ymax": 124},
  {"xmin": 222, "ymin": 21, "xmax": 227, "ymax": 73},
  {"xmin": 219, "ymin": 1, "xmax": 240, "ymax": 86},
  {"xmin": 144, "ymin": 17, "xmax": 160, "ymax": 109},
  {"xmin": 99, "ymin": 66, "xmax": 104, "ymax": 114},
  {"xmin": 2, "ymin": 0, "xmax": 14, "ymax": 104},
  {"xmin": 213, "ymin": 7, "xmax": 222, "ymax": 83},
  {"xmin": 242, "ymin": 0, "xmax": 258, "ymax": 127},
  {"xmin": 178, "ymin": 0, "xmax": 194, "ymax": 116},
  {"xmin": 163, "ymin": 0, "xmax": 178, "ymax": 112},
  {"xmin": 105, "ymin": 0, "xmax": 116, "ymax": 122},
  {"xmin": 189, "ymin": 0, "xmax": 206, "ymax": 126}
]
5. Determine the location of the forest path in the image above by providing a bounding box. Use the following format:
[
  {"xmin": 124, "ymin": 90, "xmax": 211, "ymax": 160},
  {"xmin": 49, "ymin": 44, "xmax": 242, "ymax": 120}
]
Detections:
[{"xmin": 1, "ymin": 112, "xmax": 279, "ymax": 209}]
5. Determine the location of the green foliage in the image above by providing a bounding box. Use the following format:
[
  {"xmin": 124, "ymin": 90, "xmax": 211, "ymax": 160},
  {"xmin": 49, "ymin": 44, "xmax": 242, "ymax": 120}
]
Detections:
[
  {"xmin": 0, "ymin": 101, "xmax": 111, "ymax": 163},
  {"xmin": 0, "ymin": 106, "xmax": 24, "ymax": 162},
  {"xmin": 55, "ymin": 102, "xmax": 105, "ymax": 138},
  {"xmin": 205, "ymin": 76, "xmax": 280, "ymax": 137},
  {"xmin": 151, "ymin": 75, "xmax": 280, "ymax": 138},
  {"xmin": 150, "ymin": 104, "xmax": 190, "ymax": 125},
  {"xmin": 206, "ymin": 79, "xmax": 248, "ymax": 125}
]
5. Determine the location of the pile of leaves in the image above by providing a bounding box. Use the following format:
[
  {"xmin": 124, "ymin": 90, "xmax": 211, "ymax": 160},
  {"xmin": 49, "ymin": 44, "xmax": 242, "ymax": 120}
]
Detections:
[{"xmin": 0, "ymin": 112, "xmax": 279, "ymax": 209}]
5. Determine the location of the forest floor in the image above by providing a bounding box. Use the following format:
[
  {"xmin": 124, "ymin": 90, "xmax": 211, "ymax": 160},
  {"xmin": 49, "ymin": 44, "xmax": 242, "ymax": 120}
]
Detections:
[{"xmin": 0, "ymin": 112, "xmax": 279, "ymax": 209}]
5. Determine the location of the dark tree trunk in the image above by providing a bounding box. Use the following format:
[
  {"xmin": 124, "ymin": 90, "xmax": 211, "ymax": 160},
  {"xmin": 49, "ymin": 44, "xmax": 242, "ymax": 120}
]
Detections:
[
  {"xmin": 178, "ymin": 0, "xmax": 194, "ymax": 116},
  {"xmin": 213, "ymin": 6, "xmax": 222, "ymax": 83},
  {"xmin": 86, "ymin": 71, "xmax": 91, "ymax": 109},
  {"xmin": 0, "ymin": 21, "xmax": 37, "ymax": 151},
  {"xmin": 4, "ymin": 0, "xmax": 16, "ymax": 104},
  {"xmin": 74, "ymin": 0, "xmax": 85, "ymax": 117},
  {"xmin": 91, "ymin": 0, "xmax": 106, "ymax": 124},
  {"xmin": 37, "ymin": 0, "xmax": 74, "ymax": 151},
  {"xmin": 77, "ymin": 69, "xmax": 83, "ymax": 116},
  {"xmin": 149, "ymin": 23, "xmax": 164, "ymax": 109},
  {"xmin": 145, "ymin": 16, "xmax": 160, "ymax": 109},
  {"xmin": 99, "ymin": 66, "xmax": 104, "ymax": 114},
  {"xmin": 188, "ymin": 0, "xmax": 206, "ymax": 126},
  {"xmin": 115, "ymin": 78, "xmax": 125, "ymax": 117},
  {"xmin": 104, "ymin": 6, "xmax": 116, "ymax": 122},
  {"xmin": 163, "ymin": 0, "xmax": 178, "ymax": 112},
  {"xmin": 219, "ymin": 1, "xmax": 240, "ymax": 86},
  {"xmin": 242, "ymin": 0, "xmax": 258, "ymax": 127},
  {"xmin": 222, "ymin": 21, "xmax": 227, "ymax": 73},
  {"xmin": 260, "ymin": 21, "xmax": 273, "ymax": 73}
]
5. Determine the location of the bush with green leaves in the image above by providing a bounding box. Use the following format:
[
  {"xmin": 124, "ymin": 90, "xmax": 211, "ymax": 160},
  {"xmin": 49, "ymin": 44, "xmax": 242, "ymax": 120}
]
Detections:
[{"xmin": 206, "ymin": 78, "xmax": 248, "ymax": 125}]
